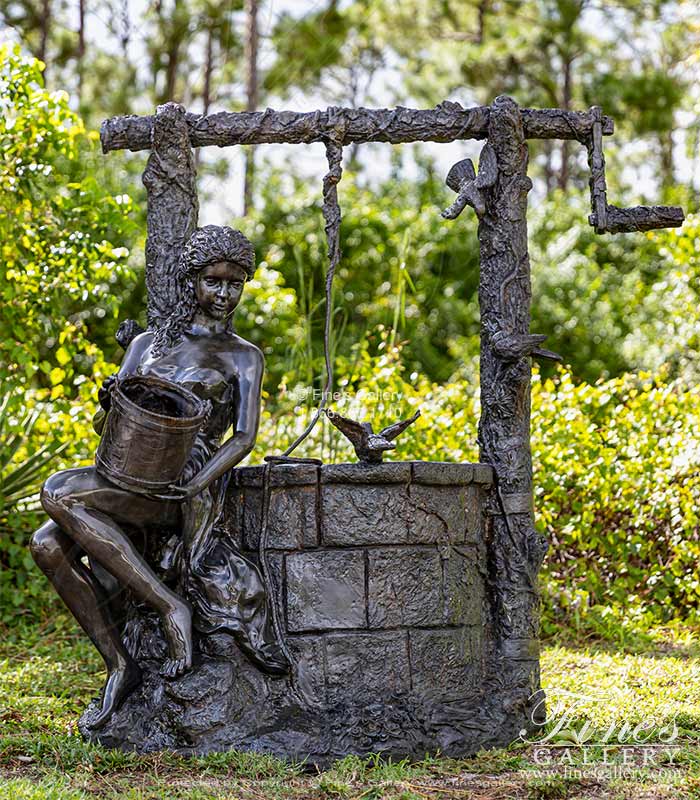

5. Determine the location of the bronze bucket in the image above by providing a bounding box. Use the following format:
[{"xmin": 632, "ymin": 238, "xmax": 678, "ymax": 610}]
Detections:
[{"xmin": 96, "ymin": 375, "xmax": 209, "ymax": 495}]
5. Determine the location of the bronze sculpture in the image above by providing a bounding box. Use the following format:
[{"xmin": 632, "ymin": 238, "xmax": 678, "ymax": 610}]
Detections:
[
  {"xmin": 30, "ymin": 225, "xmax": 288, "ymax": 731},
  {"xmin": 26, "ymin": 98, "xmax": 685, "ymax": 761},
  {"xmin": 325, "ymin": 409, "xmax": 421, "ymax": 463}
]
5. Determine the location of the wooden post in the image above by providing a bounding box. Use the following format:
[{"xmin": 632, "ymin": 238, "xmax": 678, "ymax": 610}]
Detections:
[
  {"xmin": 243, "ymin": 0, "xmax": 259, "ymax": 215},
  {"xmin": 142, "ymin": 102, "xmax": 199, "ymax": 328},
  {"xmin": 477, "ymin": 96, "xmax": 548, "ymax": 718}
]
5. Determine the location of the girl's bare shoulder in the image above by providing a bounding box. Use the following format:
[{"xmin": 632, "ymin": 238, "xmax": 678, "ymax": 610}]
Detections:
[
  {"xmin": 119, "ymin": 330, "xmax": 155, "ymax": 374},
  {"xmin": 226, "ymin": 332, "xmax": 264, "ymax": 366}
]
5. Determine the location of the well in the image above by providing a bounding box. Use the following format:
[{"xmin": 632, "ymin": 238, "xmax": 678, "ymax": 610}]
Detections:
[{"xmin": 83, "ymin": 460, "xmax": 542, "ymax": 761}]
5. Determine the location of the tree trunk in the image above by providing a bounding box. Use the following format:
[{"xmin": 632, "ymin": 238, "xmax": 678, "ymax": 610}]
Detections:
[
  {"xmin": 243, "ymin": 0, "xmax": 259, "ymax": 215},
  {"xmin": 476, "ymin": 0, "xmax": 489, "ymax": 43},
  {"xmin": 658, "ymin": 130, "xmax": 675, "ymax": 194},
  {"xmin": 77, "ymin": 0, "xmax": 86, "ymax": 101},
  {"xmin": 557, "ymin": 57, "xmax": 572, "ymax": 191},
  {"xmin": 39, "ymin": 0, "xmax": 51, "ymax": 78},
  {"xmin": 164, "ymin": 46, "xmax": 181, "ymax": 103},
  {"xmin": 142, "ymin": 103, "xmax": 199, "ymax": 328},
  {"xmin": 120, "ymin": 0, "xmax": 130, "ymax": 56},
  {"xmin": 157, "ymin": 0, "xmax": 188, "ymax": 104},
  {"xmin": 542, "ymin": 139, "xmax": 554, "ymax": 195},
  {"xmin": 477, "ymin": 95, "xmax": 547, "ymax": 717},
  {"xmin": 202, "ymin": 27, "xmax": 213, "ymax": 116}
]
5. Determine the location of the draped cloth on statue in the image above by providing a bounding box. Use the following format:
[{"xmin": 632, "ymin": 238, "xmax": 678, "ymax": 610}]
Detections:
[{"xmin": 179, "ymin": 436, "xmax": 288, "ymax": 674}]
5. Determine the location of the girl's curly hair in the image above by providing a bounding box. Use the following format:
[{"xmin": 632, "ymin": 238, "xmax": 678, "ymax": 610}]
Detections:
[{"xmin": 151, "ymin": 226, "xmax": 255, "ymax": 357}]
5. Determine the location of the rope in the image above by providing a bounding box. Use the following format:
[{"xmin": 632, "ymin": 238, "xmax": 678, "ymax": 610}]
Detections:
[
  {"xmin": 256, "ymin": 127, "xmax": 345, "ymax": 688},
  {"xmin": 281, "ymin": 135, "xmax": 344, "ymax": 457},
  {"xmin": 257, "ymin": 461, "xmax": 295, "ymax": 669}
]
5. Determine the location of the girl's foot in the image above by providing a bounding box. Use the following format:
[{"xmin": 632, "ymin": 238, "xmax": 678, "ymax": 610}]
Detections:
[
  {"xmin": 89, "ymin": 659, "xmax": 142, "ymax": 730},
  {"xmin": 161, "ymin": 600, "xmax": 193, "ymax": 678}
]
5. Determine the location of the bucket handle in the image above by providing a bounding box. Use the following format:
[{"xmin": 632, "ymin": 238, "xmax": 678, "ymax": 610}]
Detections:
[{"xmin": 97, "ymin": 373, "xmax": 120, "ymax": 413}]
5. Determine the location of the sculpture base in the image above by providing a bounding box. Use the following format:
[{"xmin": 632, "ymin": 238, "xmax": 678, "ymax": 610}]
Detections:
[
  {"xmin": 81, "ymin": 461, "xmax": 543, "ymax": 763},
  {"xmin": 80, "ymin": 619, "xmax": 538, "ymax": 763}
]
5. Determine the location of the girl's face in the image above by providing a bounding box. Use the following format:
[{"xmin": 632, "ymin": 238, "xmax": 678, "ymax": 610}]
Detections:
[{"xmin": 195, "ymin": 261, "xmax": 247, "ymax": 321}]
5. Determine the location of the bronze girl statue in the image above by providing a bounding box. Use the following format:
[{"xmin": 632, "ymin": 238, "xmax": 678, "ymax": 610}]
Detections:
[{"xmin": 30, "ymin": 226, "xmax": 287, "ymax": 730}]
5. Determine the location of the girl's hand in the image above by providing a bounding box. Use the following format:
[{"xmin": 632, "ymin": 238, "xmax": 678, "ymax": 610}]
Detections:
[
  {"xmin": 152, "ymin": 481, "xmax": 206, "ymax": 502},
  {"xmin": 98, "ymin": 374, "xmax": 118, "ymax": 411}
]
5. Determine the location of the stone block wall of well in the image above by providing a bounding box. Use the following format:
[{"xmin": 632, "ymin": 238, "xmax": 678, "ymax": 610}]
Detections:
[{"xmin": 224, "ymin": 461, "xmax": 495, "ymax": 709}]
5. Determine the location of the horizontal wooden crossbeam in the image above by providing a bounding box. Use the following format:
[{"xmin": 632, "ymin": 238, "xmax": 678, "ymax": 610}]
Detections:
[{"xmin": 100, "ymin": 101, "xmax": 614, "ymax": 153}]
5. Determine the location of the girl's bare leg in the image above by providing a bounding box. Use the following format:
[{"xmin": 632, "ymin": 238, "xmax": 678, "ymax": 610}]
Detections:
[
  {"xmin": 40, "ymin": 467, "xmax": 192, "ymax": 679},
  {"xmin": 30, "ymin": 520, "xmax": 141, "ymax": 728}
]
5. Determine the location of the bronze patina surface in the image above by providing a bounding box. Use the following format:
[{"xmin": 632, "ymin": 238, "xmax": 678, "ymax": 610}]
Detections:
[{"xmin": 95, "ymin": 375, "xmax": 209, "ymax": 494}]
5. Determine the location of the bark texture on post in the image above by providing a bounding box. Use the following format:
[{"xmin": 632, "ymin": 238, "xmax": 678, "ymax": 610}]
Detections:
[
  {"xmin": 477, "ymin": 96, "xmax": 547, "ymax": 718},
  {"xmin": 142, "ymin": 102, "xmax": 199, "ymax": 328}
]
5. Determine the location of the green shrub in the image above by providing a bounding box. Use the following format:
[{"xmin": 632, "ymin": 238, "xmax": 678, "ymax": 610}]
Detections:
[
  {"xmin": 0, "ymin": 45, "xmax": 137, "ymax": 397},
  {"xmin": 3, "ymin": 48, "xmax": 699, "ymax": 641},
  {"xmin": 533, "ymin": 368, "xmax": 700, "ymax": 635},
  {"xmin": 532, "ymin": 209, "xmax": 700, "ymax": 386}
]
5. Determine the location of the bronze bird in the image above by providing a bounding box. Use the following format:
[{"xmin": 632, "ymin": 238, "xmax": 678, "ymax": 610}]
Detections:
[
  {"xmin": 491, "ymin": 330, "xmax": 562, "ymax": 362},
  {"xmin": 325, "ymin": 409, "xmax": 421, "ymax": 464}
]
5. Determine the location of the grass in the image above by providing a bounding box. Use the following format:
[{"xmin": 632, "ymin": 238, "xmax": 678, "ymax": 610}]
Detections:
[{"xmin": 1, "ymin": 616, "xmax": 699, "ymax": 799}]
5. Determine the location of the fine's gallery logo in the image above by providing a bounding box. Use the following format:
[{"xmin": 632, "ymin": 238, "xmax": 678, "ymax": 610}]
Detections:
[
  {"xmin": 288, "ymin": 385, "xmax": 408, "ymax": 419},
  {"xmin": 521, "ymin": 689, "xmax": 681, "ymax": 776}
]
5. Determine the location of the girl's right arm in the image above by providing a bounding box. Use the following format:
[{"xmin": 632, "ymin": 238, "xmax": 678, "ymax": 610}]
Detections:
[
  {"xmin": 117, "ymin": 330, "xmax": 154, "ymax": 377},
  {"xmin": 93, "ymin": 331, "xmax": 154, "ymax": 435}
]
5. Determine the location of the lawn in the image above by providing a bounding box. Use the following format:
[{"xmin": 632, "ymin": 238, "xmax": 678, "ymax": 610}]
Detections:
[{"xmin": 1, "ymin": 617, "xmax": 699, "ymax": 799}]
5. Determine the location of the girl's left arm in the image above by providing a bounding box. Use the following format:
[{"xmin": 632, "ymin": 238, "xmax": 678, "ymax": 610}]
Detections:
[{"xmin": 177, "ymin": 344, "xmax": 264, "ymax": 497}]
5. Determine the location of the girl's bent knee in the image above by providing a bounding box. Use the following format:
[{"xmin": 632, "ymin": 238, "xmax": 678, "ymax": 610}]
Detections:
[
  {"xmin": 40, "ymin": 473, "xmax": 66, "ymax": 517},
  {"xmin": 30, "ymin": 526, "xmax": 62, "ymax": 568},
  {"xmin": 40, "ymin": 469, "xmax": 88, "ymax": 518}
]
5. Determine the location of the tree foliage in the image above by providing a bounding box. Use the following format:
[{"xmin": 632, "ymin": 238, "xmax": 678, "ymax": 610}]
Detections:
[
  {"xmin": 246, "ymin": 161, "xmax": 700, "ymax": 388},
  {"xmin": 0, "ymin": 46, "xmax": 137, "ymax": 399},
  {"xmin": 270, "ymin": 0, "xmax": 697, "ymax": 193},
  {"xmin": 247, "ymin": 162, "xmax": 480, "ymax": 387},
  {"xmin": 0, "ymin": 3, "xmax": 699, "ymax": 641}
]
